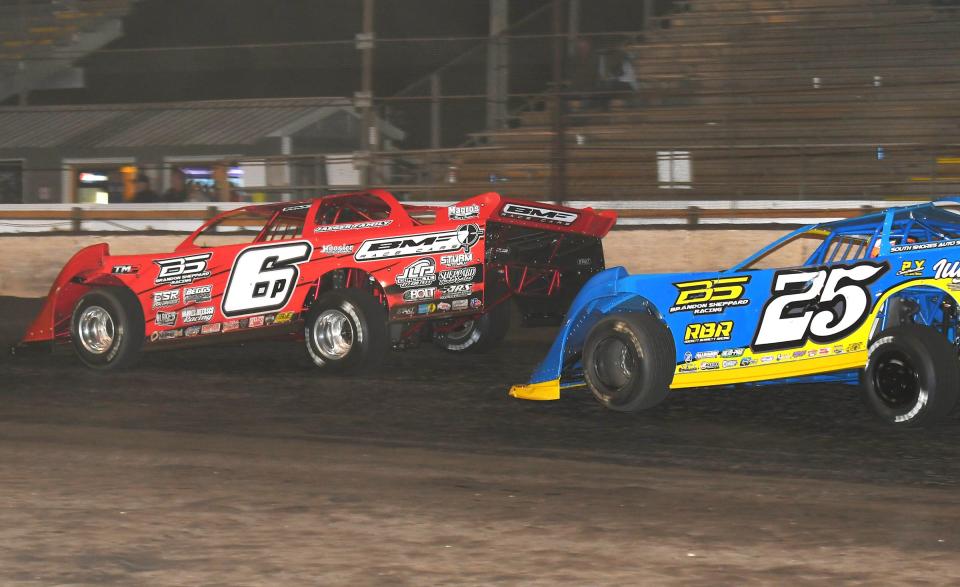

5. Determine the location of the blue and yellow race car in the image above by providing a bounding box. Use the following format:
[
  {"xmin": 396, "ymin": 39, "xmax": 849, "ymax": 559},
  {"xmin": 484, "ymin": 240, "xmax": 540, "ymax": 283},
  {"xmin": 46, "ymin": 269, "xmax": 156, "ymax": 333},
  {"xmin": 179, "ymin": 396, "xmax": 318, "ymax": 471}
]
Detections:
[{"xmin": 511, "ymin": 198, "xmax": 960, "ymax": 426}]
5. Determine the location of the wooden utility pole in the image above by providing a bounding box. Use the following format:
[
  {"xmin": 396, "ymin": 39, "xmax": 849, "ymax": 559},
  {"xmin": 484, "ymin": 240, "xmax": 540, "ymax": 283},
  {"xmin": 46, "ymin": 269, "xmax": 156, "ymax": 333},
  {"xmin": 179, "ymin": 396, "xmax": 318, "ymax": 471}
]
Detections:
[
  {"xmin": 550, "ymin": 0, "xmax": 567, "ymax": 205},
  {"xmin": 358, "ymin": 0, "xmax": 376, "ymax": 187}
]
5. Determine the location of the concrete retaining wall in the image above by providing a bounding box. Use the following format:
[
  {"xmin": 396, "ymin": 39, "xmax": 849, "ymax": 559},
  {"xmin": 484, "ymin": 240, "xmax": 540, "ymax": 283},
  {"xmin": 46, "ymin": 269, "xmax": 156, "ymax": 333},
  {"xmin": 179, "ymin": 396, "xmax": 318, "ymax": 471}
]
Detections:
[{"xmin": 0, "ymin": 230, "xmax": 812, "ymax": 298}]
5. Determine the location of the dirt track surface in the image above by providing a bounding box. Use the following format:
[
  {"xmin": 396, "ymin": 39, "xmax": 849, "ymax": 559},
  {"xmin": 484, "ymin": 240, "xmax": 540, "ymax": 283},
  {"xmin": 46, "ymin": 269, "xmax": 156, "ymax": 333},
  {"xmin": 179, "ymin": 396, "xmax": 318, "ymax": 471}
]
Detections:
[{"xmin": 3, "ymin": 295, "xmax": 960, "ymax": 585}]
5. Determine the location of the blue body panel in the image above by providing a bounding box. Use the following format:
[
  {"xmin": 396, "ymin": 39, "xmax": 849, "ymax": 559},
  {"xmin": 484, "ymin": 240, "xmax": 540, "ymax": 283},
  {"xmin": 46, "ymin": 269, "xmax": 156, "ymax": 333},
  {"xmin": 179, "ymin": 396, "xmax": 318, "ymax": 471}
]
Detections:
[{"xmin": 525, "ymin": 198, "xmax": 960, "ymax": 389}]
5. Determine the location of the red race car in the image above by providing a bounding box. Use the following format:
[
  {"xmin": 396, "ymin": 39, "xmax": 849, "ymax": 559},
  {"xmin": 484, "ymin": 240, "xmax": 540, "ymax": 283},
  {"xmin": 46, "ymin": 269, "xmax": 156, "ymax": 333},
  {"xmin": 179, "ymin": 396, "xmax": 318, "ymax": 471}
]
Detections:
[{"xmin": 16, "ymin": 190, "xmax": 616, "ymax": 373}]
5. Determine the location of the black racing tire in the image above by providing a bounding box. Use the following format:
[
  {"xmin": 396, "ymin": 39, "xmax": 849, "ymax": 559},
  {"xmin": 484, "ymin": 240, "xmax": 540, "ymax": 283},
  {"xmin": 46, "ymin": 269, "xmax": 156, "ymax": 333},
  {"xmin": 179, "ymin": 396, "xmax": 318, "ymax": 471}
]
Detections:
[
  {"xmin": 582, "ymin": 313, "xmax": 675, "ymax": 412},
  {"xmin": 305, "ymin": 289, "xmax": 389, "ymax": 374},
  {"xmin": 860, "ymin": 325, "xmax": 960, "ymax": 427},
  {"xmin": 432, "ymin": 299, "xmax": 511, "ymax": 353},
  {"xmin": 70, "ymin": 287, "xmax": 144, "ymax": 370}
]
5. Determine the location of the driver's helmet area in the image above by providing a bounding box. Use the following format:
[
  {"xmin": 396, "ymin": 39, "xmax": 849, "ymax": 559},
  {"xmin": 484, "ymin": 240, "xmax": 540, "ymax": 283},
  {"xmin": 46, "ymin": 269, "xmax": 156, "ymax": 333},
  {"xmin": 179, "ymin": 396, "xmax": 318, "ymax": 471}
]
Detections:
[{"xmin": 314, "ymin": 193, "xmax": 392, "ymax": 227}]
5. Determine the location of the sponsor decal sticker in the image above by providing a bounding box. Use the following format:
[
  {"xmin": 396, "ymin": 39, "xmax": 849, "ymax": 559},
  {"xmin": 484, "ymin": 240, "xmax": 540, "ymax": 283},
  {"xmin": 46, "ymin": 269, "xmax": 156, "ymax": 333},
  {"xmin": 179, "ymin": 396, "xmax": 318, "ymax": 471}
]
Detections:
[
  {"xmin": 694, "ymin": 350, "xmax": 718, "ymax": 360},
  {"xmin": 678, "ymin": 363, "xmax": 698, "ymax": 373},
  {"xmin": 438, "ymin": 266, "xmax": 478, "ymax": 285},
  {"xmin": 275, "ymin": 311, "xmax": 295, "ymax": 324},
  {"xmin": 933, "ymin": 258, "xmax": 960, "ymax": 290},
  {"xmin": 181, "ymin": 306, "xmax": 215, "ymax": 324},
  {"xmin": 683, "ymin": 321, "xmax": 733, "ymax": 344},
  {"xmin": 154, "ymin": 253, "xmax": 212, "ymax": 285},
  {"xmin": 720, "ymin": 347, "xmax": 745, "ymax": 358},
  {"xmin": 437, "ymin": 302, "xmax": 452, "ymax": 311},
  {"xmin": 282, "ymin": 203, "xmax": 311, "ymax": 212},
  {"xmin": 321, "ymin": 244, "xmax": 355, "ymax": 255},
  {"xmin": 417, "ymin": 303, "xmax": 436, "ymax": 315},
  {"xmin": 440, "ymin": 252, "xmax": 474, "ymax": 267},
  {"xmin": 722, "ymin": 360, "xmax": 737, "ymax": 368},
  {"xmin": 155, "ymin": 311, "xmax": 177, "ymax": 327},
  {"xmin": 248, "ymin": 315, "xmax": 265, "ymax": 328},
  {"xmin": 201, "ymin": 323, "xmax": 222, "ymax": 335},
  {"xmin": 891, "ymin": 239, "xmax": 960, "ymax": 253},
  {"xmin": 354, "ymin": 225, "xmax": 483, "ymax": 261},
  {"xmin": 158, "ymin": 329, "xmax": 182, "ymax": 340},
  {"xmin": 395, "ymin": 306, "xmax": 415, "ymax": 318},
  {"xmin": 111, "ymin": 265, "xmax": 138, "ymax": 274},
  {"xmin": 403, "ymin": 287, "xmax": 436, "ymax": 302},
  {"xmin": 395, "ymin": 258, "xmax": 437, "ymax": 288},
  {"xmin": 439, "ymin": 283, "xmax": 472, "ymax": 299},
  {"xmin": 448, "ymin": 204, "xmax": 480, "ymax": 220},
  {"xmin": 315, "ymin": 219, "xmax": 393, "ymax": 233},
  {"xmin": 501, "ymin": 203, "xmax": 578, "ymax": 225},
  {"xmin": 184, "ymin": 325, "xmax": 201, "ymax": 337},
  {"xmin": 152, "ymin": 289, "xmax": 180, "ymax": 309},
  {"xmin": 452, "ymin": 299, "xmax": 469, "ymax": 311},
  {"xmin": 847, "ymin": 342, "xmax": 864, "ymax": 352},
  {"xmin": 222, "ymin": 320, "xmax": 241, "ymax": 332},
  {"xmin": 761, "ymin": 355, "xmax": 774, "ymax": 363},
  {"xmin": 740, "ymin": 357, "xmax": 753, "ymax": 367},
  {"xmin": 897, "ymin": 259, "xmax": 925, "ymax": 276},
  {"xmin": 183, "ymin": 284, "xmax": 212, "ymax": 304},
  {"xmin": 670, "ymin": 276, "xmax": 750, "ymax": 315},
  {"xmin": 701, "ymin": 361, "xmax": 720, "ymax": 371},
  {"xmin": 470, "ymin": 297, "xmax": 482, "ymax": 309}
]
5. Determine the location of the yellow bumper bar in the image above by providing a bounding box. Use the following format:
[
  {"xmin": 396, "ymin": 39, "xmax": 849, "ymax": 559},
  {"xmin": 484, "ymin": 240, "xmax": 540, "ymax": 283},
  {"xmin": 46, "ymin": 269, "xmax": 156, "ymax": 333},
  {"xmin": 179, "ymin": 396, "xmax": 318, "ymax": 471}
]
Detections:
[{"xmin": 508, "ymin": 379, "xmax": 561, "ymax": 401}]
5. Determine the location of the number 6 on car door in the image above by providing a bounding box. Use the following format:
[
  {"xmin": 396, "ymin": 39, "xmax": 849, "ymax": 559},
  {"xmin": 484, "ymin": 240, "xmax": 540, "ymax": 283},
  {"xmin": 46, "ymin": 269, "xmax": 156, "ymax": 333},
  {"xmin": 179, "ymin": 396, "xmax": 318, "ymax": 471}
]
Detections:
[{"xmin": 222, "ymin": 241, "xmax": 313, "ymax": 317}]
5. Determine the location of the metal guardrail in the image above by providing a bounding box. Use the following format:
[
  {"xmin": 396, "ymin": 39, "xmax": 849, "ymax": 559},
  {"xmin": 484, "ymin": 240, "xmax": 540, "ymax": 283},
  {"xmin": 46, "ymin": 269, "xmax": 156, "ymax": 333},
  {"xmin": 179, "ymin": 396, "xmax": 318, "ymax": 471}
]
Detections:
[{"xmin": 0, "ymin": 200, "xmax": 914, "ymax": 233}]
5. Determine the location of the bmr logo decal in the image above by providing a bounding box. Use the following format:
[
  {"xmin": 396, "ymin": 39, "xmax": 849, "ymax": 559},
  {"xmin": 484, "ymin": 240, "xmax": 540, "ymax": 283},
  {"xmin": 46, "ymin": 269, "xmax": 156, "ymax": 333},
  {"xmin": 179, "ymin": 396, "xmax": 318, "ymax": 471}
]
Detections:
[
  {"xmin": 354, "ymin": 225, "xmax": 483, "ymax": 261},
  {"xmin": 501, "ymin": 203, "xmax": 578, "ymax": 225}
]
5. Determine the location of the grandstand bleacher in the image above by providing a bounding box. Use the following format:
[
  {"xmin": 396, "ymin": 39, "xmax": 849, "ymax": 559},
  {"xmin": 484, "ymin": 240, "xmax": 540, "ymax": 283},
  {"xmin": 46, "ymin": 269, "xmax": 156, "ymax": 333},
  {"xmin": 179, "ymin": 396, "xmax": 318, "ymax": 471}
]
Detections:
[
  {"xmin": 0, "ymin": 0, "xmax": 137, "ymax": 102},
  {"xmin": 438, "ymin": 0, "xmax": 960, "ymax": 201}
]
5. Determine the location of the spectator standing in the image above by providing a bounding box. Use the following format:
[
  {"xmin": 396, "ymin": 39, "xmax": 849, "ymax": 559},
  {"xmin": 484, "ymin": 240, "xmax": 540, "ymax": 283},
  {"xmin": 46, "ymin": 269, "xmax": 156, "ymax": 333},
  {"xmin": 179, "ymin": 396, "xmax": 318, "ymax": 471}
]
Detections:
[
  {"xmin": 163, "ymin": 169, "xmax": 188, "ymax": 203},
  {"xmin": 132, "ymin": 173, "xmax": 160, "ymax": 203}
]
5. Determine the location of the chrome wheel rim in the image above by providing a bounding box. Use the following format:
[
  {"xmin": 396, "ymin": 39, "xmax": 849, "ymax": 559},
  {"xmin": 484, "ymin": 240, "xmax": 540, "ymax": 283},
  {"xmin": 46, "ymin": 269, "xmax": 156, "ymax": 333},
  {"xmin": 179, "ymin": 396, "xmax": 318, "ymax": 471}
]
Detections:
[
  {"xmin": 591, "ymin": 334, "xmax": 640, "ymax": 404},
  {"xmin": 444, "ymin": 320, "xmax": 475, "ymax": 342},
  {"xmin": 312, "ymin": 309, "xmax": 354, "ymax": 360},
  {"xmin": 77, "ymin": 305, "xmax": 115, "ymax": 354}
]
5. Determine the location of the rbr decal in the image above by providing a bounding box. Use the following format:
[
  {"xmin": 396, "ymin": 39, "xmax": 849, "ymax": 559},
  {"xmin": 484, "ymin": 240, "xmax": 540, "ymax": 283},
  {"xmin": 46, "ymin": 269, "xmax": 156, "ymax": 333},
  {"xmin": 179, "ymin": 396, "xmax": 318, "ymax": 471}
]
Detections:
[
  {"xmin": 221, "ymin": 241, "xmax": 313, "ymax": 317},
  {"xmin": 752, "ymin": 261, "xmax": 887, "ymax": 351}
]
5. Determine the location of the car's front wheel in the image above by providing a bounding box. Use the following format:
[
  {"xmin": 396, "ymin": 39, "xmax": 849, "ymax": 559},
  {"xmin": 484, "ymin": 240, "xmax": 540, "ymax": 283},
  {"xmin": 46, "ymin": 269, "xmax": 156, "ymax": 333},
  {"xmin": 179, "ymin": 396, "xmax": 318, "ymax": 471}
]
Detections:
[
  {"xmin": 860, "ymin": 325, "xmax": 960, "ymax": 426},
  {"xmin": 71, "ymin": 287, "xmax": 144, "ymax": 370},
  {"xmin": 305, "ymin": 289, "xmax": 389, "ymax": 374},
  {"xmin": 582, "ymin": 313, "xmax": 675, "ymax": 412}
]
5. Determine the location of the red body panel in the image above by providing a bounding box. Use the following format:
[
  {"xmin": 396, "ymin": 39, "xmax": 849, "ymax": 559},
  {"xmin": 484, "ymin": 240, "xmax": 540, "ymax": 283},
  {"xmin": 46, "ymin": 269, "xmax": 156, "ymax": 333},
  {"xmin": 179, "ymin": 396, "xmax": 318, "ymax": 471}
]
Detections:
[{"xmin": 21, "ymin": 191, "xmax": 615, "ymax": 347}]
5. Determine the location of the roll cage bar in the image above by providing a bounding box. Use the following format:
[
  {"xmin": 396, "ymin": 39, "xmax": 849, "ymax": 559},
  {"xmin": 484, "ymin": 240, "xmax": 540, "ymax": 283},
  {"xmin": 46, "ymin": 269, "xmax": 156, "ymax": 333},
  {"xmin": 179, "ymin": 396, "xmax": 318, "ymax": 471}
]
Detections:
[{"xmin": 730, "ymin": 197, "xmax": 960, "ymax": 271}]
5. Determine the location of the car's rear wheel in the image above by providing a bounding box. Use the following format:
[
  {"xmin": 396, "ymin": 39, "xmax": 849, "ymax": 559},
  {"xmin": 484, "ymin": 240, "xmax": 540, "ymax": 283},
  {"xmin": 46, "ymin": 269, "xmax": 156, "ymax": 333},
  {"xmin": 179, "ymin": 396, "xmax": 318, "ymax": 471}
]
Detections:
[
  {"xmin": 432, "ymin": 300, "xmax": 511, "ymax": 353},
  {"xmin": 305, "ymin": 289, "xmax": 389, "ymax": 374},
  {"xmin": 582, "ymin": 313, "xmax": 675, "ymax": 412},
  {"xmin": 860, "ymin": 325, "xmax": 960, "ymax": 426},
  {"xmin": 71, "ymin": 288, "xmax": 144, "ymax": 370}
]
